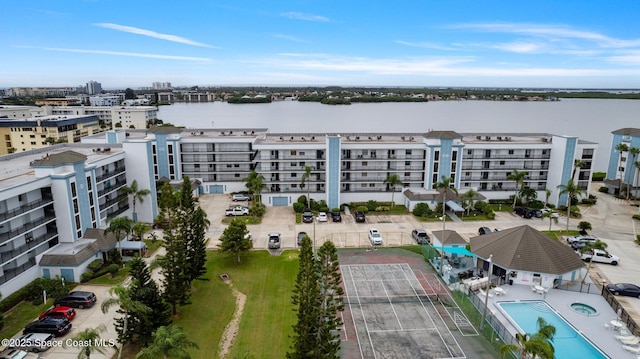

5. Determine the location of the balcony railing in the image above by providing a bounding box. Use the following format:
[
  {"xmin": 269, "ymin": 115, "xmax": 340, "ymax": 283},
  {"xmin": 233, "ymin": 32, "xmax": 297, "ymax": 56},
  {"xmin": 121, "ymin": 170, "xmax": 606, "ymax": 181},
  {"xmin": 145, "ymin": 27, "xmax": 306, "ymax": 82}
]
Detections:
[
  {"xmin": 0, "ymin": 214, "xmax": 56, "ymax": 243},
  {"xmin": 0, "ymin": 197, "xmax": 54, "ymax": 222},
  {"xmin": 96, "ymin": 166, "xmax": 126, "ymax": 182},
  {"xmin": 0, "ymin": 231, "xmax": 58, "ymax": 264},
  {"xmin": 0, "ymin": 257, "xmax": 37, "ymax": 285},
  {"xmin": 464, "ymin": 154, "xmax": 551, "ymax": 160},
  {"xmin": 97, "ymin": 179, "xmax": 126, "ymax": 197}
]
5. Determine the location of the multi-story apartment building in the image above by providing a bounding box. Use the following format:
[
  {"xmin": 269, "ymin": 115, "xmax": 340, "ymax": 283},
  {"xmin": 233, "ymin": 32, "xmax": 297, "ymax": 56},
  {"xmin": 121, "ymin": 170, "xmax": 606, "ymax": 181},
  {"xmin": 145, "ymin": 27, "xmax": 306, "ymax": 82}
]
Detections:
[
  {"xmin": 86, "ymin": 81, "xmax": 102, "ymax": 95},
  {"xmin": 89, "ymin": 95, "xmax": 121, "ymax": 107},
  {"xmin": 605, "ymin": 128, "xmax": 640, "ymax": 195},
  {"xmin": 0, "ymin": 143, "xmax": 156, "ymax": 296},
  {"xmin": 86, "ymin": 127, "xmax": 596, "ymax": 209},
  {"xmin": 41, "ymin": 105, "xmax": 158, "ymax": 130},
  {"xmin": 0, "ymin": 115, "xmax": 103, "ymax": 154},
  {"xmin": 35, "ymin": 98, "xmax": 81, "ymax": 106},
  {"xmin": 7, "ymin": 87, "xmax": 76, "ymax": 97}
]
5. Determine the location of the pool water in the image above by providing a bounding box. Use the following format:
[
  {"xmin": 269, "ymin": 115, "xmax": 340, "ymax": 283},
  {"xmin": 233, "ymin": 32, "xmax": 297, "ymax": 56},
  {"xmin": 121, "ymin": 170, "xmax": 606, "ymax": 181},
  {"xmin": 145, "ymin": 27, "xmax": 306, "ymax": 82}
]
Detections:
[
  {"xmin": 498, "ymin": 301, "xmax": 608, "ymax": 359},
  {"xmin": 571, "ymin": 302, "xmax": 598, "ymax": 316}
]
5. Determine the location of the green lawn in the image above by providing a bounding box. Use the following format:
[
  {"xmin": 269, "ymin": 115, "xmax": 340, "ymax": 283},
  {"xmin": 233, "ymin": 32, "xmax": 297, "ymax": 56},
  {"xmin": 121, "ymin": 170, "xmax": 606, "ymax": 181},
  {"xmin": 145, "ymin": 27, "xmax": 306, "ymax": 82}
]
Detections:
[
  {"xmin": 542, "ymin": 230, "xmax": 580, "ymax": 241},
  {"xmin": 175, "ymin": 250, "xmax": 298, "ymax": 359},
  {"xmin": 0, "ymin": 300, "xmax": 54, "ymax": 339}
]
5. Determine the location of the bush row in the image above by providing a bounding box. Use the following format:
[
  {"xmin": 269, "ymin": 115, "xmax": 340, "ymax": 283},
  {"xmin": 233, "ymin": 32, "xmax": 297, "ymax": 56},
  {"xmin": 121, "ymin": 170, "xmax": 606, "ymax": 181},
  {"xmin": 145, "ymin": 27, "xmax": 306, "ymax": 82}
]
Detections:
[{"xmin": 0, "ymin": 277, "xmax": 69, "ymax": 312}]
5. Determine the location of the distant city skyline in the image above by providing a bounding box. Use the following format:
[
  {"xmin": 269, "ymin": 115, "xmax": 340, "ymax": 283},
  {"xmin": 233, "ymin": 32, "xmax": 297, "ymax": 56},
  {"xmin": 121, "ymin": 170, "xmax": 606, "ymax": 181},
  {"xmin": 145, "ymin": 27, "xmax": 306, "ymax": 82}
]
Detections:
[{"xmin": 3, "ymin": 1, "xmax": 640, "ymax": 89}]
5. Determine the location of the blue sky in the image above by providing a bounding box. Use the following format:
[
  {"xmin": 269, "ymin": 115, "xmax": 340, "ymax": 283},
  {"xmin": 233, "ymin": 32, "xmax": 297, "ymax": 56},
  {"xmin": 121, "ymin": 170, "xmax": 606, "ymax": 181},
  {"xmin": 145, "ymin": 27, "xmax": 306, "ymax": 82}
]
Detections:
[{"xmin": 3, "ymin": 0, "xmax": 640, "ymax": 89}]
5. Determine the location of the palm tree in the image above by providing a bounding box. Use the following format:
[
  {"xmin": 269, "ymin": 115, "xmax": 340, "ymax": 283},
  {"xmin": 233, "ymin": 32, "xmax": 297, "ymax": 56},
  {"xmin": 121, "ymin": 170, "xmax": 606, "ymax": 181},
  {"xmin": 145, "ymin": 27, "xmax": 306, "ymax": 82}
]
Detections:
[
  {"xmin": 462, "ymin": 188, "xmax": 477, "ymax": 216},
  {"xmin": 544, "ymin": 188, "xmax": 552, "ymax": 208},
  {"xmin": 384, "ymin": 174, "xmax": 404, "ymax": 208},
  {"xmin": 105, "ymin": 216, "xmax": 134, "ymax": 260},
  {"xmin": 627, "ymin": 147, "xmax": 639, "ymax": 200},
  {"xmin": 435, "ymin": 176, "xmax": 456, "ymax": 275},
  {"xmin": 243, "ymin": 170, "xmax": 266, "ymax": 204},
  {"xmin": 580, "ymin": 240, "xmax": 608, "ymax": 284},
  {"xmin": 507, "ymin": 170, "xmax": 528, "ymax": 208},
  {"xmin": 122, "ymin": 180, "xmax": 151, "ymax": 222},
  {"xmin": 300, "ymin": 166, "xmax": 312, "ymax": 207},
  {"xmin": 519, "ymin": 186, "xmax": 537, "ymax": 206},
  {"xmin": 571, "ymin": 159, "xmax": 584, "ymax": 181},
  {"xmin": 557, "ymin": 179, "xmax": 586, "ymax": 230},
  {"xmin": 542, "ymin": 210, "xmax": 557, "ymax": 231},
  {"xmin": 66, "ymin": 324, "xmax": 108, "ymax": 359},
  {"xmin": 102, "ymin": 285, "xmax": 151, "ymax": 359},
  {"xmin": 615, "ymin": 143, "xmax": 629, "ymax": 195},
  {"xmin": 500, "ymin": 317, "xmax": 556, "ymax": 359},
  {"xmin": 135, "ymin": 326, "xmax": 198, "ymax": 359}
]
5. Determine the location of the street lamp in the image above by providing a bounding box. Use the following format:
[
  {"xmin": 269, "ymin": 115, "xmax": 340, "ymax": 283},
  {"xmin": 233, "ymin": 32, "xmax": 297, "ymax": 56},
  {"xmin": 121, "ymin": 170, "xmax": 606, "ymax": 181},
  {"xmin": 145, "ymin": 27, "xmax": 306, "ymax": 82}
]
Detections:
[{"xmin": 481, "ymin": 254, "xmax": 493, "ymax": 329}]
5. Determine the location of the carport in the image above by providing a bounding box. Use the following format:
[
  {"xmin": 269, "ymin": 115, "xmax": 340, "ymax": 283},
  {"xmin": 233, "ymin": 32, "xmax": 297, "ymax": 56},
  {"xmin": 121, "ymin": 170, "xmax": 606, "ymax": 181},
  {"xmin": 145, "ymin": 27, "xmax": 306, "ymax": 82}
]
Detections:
[
  {"xmin": 116, "ymin": 240, "xmax": 148, "ymax": 258},
  {"xmin": 445, "ymin": 200, "xmax": 464, "ymax": 212}
]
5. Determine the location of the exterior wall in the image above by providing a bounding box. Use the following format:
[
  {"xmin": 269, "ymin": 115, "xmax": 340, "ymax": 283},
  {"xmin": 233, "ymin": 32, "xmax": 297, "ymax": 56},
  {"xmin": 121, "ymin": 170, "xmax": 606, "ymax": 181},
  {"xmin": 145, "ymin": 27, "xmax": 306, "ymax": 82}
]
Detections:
[{"xmin": 122, "ymin": 141, "xmax": 158, "ymax": 223}]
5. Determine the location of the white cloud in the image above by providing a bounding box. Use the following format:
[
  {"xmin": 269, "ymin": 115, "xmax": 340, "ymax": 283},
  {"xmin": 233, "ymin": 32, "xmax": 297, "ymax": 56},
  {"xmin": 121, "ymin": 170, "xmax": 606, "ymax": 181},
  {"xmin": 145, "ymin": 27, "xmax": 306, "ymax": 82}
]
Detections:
[
  {"xmin": 19, "ymin": 46, "xmax": 212, "ymax": 62},
  {"xmin": 271, "ymin": 33, "xmax": 308, "ymax": 43},
  {"xmin": 281, "ymin": 12, "xmax": 329, "ymax": 22},
  {"xmin": 606, "ymin": 51, "xmax": 640, "ymax": 65},
  {"xmin": 94, "ymin": 23, "xmax": 217, "ymax": 48},
  {"xmin": 491, "ymin": 41, "xmax": 545, "ymax": 54},
  {"xmin": 395, "ymin": 40, "xmax": 463, "ymax": 51}
]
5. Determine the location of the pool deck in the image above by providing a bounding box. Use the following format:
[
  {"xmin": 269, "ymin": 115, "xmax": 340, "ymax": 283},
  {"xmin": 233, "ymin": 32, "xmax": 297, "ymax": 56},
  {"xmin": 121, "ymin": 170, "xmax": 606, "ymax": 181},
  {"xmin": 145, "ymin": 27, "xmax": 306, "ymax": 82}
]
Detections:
[{"xmin": 476, "ymin": 284, "xmax": 633, "ymax": 358}]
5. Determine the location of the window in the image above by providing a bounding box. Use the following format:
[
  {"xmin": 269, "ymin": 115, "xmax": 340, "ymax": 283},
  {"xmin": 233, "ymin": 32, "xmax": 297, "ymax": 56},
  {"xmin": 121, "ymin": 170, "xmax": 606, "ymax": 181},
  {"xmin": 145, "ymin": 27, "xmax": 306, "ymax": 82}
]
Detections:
[
  {"xmin": 404, "ymin": 172, "xmax": 410, "ymax": 177},
  {"xmin": 467, "ymin": 149, "xmax": 472, "ymax": 155},
  {"xmin": 299, "ymin": 162, "xmax": 305, "ymax": 167},
  {"xmin": 405, "ymin": 161, "xmax": 411, "ymax": 166},
  {"xmin": 362, "ymin": 150, "xmax": 368, "ymax": 156},
  {"xmin": 71, "ymin": 182, "xmax": 77, "ymax": 198},
  {"xmin": 291, "ymin": 162, "xmax": 297, "ymax": 167},
  {"xmin": 434, "ymin": 151, "xmax": 440, "ymax": 161},
  {"xmin": 433, "ymin": 163, "xmax": 438, "ymax": 171},
  {"xmin": 452, "ymin": 151, "xmax": 457, "ymax": 161},
  {"xmin": 508, "ymin": 150, "xmax": 514, "ymax": 155},
  {"xmin": 292, "ymin": 173, "xmax": 297, "ymax": 177},
  {"xmin": 362, "ymin": 161, "xmax": 368, "ymax": 166},
  {"xmin": 362, "ymin": 173, "xmax": 367, "ymax": 177},
  {"xmin": 291, "ymin": 184, "xmax": 298, "ymax": 188},
  {"xmin": 290, "ymin": 151, "xmax": 296, "ymax": 156},
  {"xmin": 406, "ymin": 150, "xmax": 412, "ymax": 155},
  {"xmin": 299, "ymin": 152, "xmax": 305, "ymax": 155},
  {"xmin": 369, "ymin": 183, "xmax": 375, "ymax": 187},
  {"xmin": 500, "ymin": 161, "xmax": 505, "ymax": 165}
]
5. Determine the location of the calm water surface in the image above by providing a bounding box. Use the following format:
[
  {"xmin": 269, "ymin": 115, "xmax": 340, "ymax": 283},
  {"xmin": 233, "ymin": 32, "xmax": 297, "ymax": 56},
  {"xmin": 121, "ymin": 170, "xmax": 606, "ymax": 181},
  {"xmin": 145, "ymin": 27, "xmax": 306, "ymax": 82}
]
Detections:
[{"xmin": 158, "ymin": 99, "xmax": 640, "ymax": 171}]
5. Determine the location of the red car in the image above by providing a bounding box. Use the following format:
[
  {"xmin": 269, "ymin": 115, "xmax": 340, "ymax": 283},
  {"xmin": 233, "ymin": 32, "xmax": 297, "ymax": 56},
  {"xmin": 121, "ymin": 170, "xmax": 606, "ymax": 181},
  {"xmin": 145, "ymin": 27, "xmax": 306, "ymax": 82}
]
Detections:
[{"xmin": 39, "ymin": 306, "xmax": 76, "ymax": 321}]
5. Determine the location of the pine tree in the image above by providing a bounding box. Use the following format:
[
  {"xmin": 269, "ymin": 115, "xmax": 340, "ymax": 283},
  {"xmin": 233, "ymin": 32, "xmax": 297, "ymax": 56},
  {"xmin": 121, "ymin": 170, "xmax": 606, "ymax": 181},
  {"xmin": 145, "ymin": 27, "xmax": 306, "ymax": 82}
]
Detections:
[
  {"xmin": 158, "ymin": 222, "xmax": 191, "ymax": 315},
  {"xmin": 287, "ymin": 236, "xmax": 320, "ymax": 359},
  {"xmin": 316, "ymin": 241, "xmax": 345, "ymax": 359},
  {"xmin": 218, "ymin": 219, "xmax": 252, "ymax": 263},
  {"xmin": 127, "ymin": 257, "xmax": 171, "ymax": 345},
  {"xmin": 184, "ymin": 206, "xmax": 209, "ymax": 282}
]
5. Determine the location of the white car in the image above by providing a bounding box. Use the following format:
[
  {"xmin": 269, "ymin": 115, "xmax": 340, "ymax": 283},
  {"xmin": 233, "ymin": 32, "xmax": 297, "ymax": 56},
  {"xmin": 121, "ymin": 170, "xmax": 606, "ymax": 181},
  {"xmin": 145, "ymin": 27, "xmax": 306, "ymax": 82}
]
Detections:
[
  {"xmin": 232, "ymin": 194, "xmax": 251, "ymax": 201},
  {"xmin": 566, "ymin": 234, "xmax": 598, "ymax": 244},
  {"xmin": 580, "ymin": 248, "xmax": 620, "ymax": 265},
  {"xmin": 225, "ymin": 206, "xmax": 249, "ymax": 216},
  {"xmin": 368, "ymin": 228, "xmax": 383, "ymax": 245},
  {"xmin": 317, "ymin": 212, "xmax": 328, "ymax": 222}
]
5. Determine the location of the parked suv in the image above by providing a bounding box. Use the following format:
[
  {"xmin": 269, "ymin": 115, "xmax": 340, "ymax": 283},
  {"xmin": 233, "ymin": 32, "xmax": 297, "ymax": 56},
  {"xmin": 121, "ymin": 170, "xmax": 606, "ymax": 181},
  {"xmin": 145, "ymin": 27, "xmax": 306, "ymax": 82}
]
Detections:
[
  {"xmin": 268, "ymin": 233, "xmax": 281, "ymax": 249},
  {"xmin": 11, "ymin": 333, "xmax": 53, "ymax": 353},
  {"xmin": 54, "ymin": 291, "xmax": 96, "ymax": 309},
  {"xmin": 514, "ymin": 207, "xmax": 533, "ymax": 218},
  {"xmin": 354, "ymin": 211, "xmax": 366, "ymax": 223},
  {"xmin": 302, "ymin": 209, "xmax": 314, "ymax": 223},
  {"xmin": 232, "ymin": 194, "xmax": 251, "ymax": 201},
  {"xmin": 23, "ymin": 317, "xmax": 72, "ymax": 337},
  {"xmin": 368, "ymin": 228, "xmax": 383, "ymax": 245},
  {"xmin": 330, "ymin": 211, "xmax": 342, "ymax": 222}
]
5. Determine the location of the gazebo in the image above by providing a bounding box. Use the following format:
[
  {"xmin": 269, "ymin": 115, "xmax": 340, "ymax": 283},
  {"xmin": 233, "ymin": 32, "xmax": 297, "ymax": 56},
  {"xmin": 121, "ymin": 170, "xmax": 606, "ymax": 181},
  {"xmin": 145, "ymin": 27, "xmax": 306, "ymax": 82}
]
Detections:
[{"xmin": 469, "ymin": 225, "xmax": 586, "ymax": 289}]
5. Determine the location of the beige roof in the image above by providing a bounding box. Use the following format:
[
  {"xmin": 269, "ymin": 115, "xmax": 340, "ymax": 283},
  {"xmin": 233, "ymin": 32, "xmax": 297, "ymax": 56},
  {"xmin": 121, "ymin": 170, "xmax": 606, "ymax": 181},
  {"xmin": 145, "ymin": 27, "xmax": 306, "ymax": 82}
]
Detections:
[
  {"xmin": 432, "ymin": 230, "xmax": 467, "ymax": 245},
  {"xmin": 424, "ymin": 130, "xmax": 462, "ymax": 139},
  {"xmin": 31, "ymin": 151, "xmax": 87, "ymax": 167},
  {"xmin": 612, "ymin": 128, "xmax": 640, "ymax": 136},
  {"xmin": 39, "ymin": 229, "xmax": 117, "ymax": 266},
  {"xmin": 469, "ymin": 225, "xmax": 585, "ymax": 275}
]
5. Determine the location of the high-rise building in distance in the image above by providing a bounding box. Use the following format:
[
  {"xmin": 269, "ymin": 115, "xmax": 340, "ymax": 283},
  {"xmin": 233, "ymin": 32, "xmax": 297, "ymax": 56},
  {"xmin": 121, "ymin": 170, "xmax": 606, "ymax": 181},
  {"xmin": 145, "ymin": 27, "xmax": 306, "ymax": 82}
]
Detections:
[{"xmin": 86, "ymin": 80, "xmax": 102, "ymax": 95}]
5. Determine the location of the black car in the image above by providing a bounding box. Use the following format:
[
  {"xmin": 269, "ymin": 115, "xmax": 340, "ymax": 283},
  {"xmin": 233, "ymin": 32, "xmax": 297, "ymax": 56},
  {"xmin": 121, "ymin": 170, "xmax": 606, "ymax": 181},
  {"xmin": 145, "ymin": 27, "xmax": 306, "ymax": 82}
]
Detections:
[
  {"xmin": 478, "ymin": 227, "xmax": 492, "ymax": 235},
  {"xmin": 354, "ymin": 210, "xmax": 366, "ymax": 223},
  {"xmin": 23, "ymin": 317, "xmax": 72, "ymax": 337},
  {"xmin": 331, "ymin": 211, "xmax": 342, "ymax": 222},
  {"xmin": 297, "ymin": 231, "xmax": 308, "ymax": 245},
  {"xmin": 606, "ymin": 283, "xmax": 640, "ymax": 298},
  {"xmin": 302, "ymin": 209, "xmax": 314, "ymax": 223},
  {"xmin": 54, "ymin": 291, "xmax": 97, "ymax": 309},
  {"xmin": 514, "ymin": 207, "xmax": 533, "ymax": 219}
]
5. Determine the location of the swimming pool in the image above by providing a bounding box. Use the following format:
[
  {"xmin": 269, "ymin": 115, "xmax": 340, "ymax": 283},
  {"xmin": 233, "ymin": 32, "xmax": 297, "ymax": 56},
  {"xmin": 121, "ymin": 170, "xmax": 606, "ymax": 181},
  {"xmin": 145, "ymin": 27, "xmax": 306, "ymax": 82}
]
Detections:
[{"xmin": 498, "ymin": 301, "xmax": 608, "ymax": 359}]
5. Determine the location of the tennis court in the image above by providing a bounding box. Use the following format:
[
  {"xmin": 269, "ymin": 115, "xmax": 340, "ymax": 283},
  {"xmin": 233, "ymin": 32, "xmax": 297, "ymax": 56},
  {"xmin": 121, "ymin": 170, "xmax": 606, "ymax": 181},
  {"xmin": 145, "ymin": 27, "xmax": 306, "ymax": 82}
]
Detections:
[{"xmin": 342, "ymin": 263, "xmax": 467, "ymax": 359}]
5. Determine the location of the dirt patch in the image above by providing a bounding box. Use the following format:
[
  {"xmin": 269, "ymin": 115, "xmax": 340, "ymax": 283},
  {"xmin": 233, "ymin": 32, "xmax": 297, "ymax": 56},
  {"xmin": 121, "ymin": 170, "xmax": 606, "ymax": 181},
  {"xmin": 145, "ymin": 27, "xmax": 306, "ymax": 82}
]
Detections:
[{"xmin": 218, "ymin": 280, "xmax": 247, "ymax": 358}]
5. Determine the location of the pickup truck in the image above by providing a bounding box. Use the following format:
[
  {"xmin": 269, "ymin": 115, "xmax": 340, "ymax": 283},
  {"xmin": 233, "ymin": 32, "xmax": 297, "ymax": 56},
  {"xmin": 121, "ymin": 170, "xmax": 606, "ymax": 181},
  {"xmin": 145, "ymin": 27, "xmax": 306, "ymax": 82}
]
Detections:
[
  {"xmin": 579, "ymin": 249, "xmax": 619, "ymax": 265},
  {"xmin": 225, "ymin": 206, "xmax": 249, "ymax": 216}
]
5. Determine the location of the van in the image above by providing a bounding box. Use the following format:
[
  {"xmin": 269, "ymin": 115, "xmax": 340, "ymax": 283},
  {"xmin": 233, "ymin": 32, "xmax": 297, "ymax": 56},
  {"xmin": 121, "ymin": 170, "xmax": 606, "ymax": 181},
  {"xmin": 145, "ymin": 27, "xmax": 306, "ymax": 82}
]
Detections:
[
  {"xmin": 11, "ymin": 333, "xmax": 53, "ymax": 353},
  {"xmin": 54, "ymin": 291, "xmax": 97, "ymax": 309},
  {"xmin": 23, "ymin": 318, "xmax": 71, "ymax": 337}
]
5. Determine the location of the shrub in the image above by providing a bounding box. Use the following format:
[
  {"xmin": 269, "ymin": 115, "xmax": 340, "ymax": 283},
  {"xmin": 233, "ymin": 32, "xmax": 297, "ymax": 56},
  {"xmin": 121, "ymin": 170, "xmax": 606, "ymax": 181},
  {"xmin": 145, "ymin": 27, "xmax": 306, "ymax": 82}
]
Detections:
[
  {"xmin": 357, "ymin": 206, "xmax": 368, "ymax": 213},
  {"xmin": 529, "ymin": 200, "xmax": 544, "ymax": 209},
  {"xmin": 375, "ymin": 206, "xmax": 390, "ymax": 212},
  {"xmin": 293, "ymin": 202, "xmax": 306, "ymax": 213},
  {"xmin": 107, "ymin": 249, "xmax": 122, "ymax": 265},
  {"xmin": 88, "ymin": 259, "xmax": 103, "ymax": 272},
  {"xmin": 488, "ymin": 199, "xmax": 511, "ymax": 204},
  {"xmin": 331, "ymin": 208, "xmax": 341, "ymax": 213},
  {"xmin": 486, "ymin": 212, "xmax": 496, "ymax": 220},
  {"xmin": 366, "ymin": 200, "xmax": 379, "ymax": 212},
  {"xmin": 94, "ymin": 263, "xmax": 120, "ymax": 278},
  {"xmin": 598, "ymin": 186, "xmax": 609, "ymax": 193},
  {"xmin": 80, "ymin": 272, "xmax": 94, "ymax": 283},
  {"xmin": 581, "ymin": 198, "xmax": 597, "ymax": 205},
  {"xmin": 251, "ymin": 203, "xmax": 265, "ymax": 217},
  {"xmin": 22, "ymin": 277, "xmax": 68, "ymax": 305},
  {"xmin": 413, "ymin": 203, "xmax": 433, "ymax": 217},
  {"xmin": 547, "ymin": 203, "xmax": 556, "ymax": 209},
  {"xmin": 319, "ymin": 206, "xmax": 330, "ymax": 213},
  {"xmin": 633, "ymin": 214, "xmax": 640, "ymax": 221},
  {"xmin": 297, "ymin": 195, "xmax": 307, "ymax": 205},
  {"xmin": 592, "ymin": 172, "xmax": 606, "ymax": 181}
]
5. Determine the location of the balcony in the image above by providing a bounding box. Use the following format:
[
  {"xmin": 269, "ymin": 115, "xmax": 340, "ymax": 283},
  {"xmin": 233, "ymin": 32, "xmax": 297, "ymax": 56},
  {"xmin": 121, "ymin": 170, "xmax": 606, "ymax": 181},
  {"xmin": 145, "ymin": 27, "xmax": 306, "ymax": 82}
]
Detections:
[
  {"xmin": 0, "ymin": 257, "xmax": 37, "ymax": 285},
  {"xmin": 96, "ymin": 166, "xmax": 126, "ymax": 182},
  {"xmin": 0, "ymin": 196, "xmax": 54, "ymax": 222},
  {"xmin": 464, "ymin": 154, "xmax": 551, "ymax": 160},
  {"xmin": 0, "ymin": 231, "xmax": 58, "ymax": 264},
  {"xmin": 97, "ymin": 179, "xmax": 126, "ymax": 197},
  {"xmin": 0, "ymin": 214, "xmax": 56, "ymax": 243}
]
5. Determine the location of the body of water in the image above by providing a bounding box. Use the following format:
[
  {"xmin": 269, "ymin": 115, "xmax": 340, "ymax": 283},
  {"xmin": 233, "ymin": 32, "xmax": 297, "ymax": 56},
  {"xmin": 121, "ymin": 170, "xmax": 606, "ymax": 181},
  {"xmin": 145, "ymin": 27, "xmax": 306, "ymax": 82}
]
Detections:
[{"xmin": 158, "ymin": 99, "xmax": 640, "ymax": 172}]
